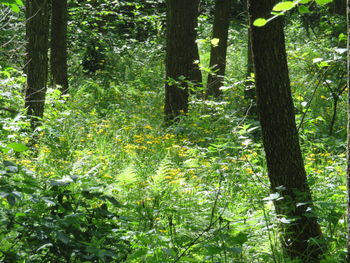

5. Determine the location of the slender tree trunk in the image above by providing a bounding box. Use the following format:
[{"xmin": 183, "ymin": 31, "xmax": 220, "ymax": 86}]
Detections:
[
  {"xmin": 247, "ymin": 0, "xmax": 324, "ymax": 261},
  {"xmin": 164, "ymin": 0, "xmax": 202, "ymax": 122},
  {"xmin": 51, "ymin": 0, "xmax": 68, "ymax": 94},
  {"xmin": 25, "ymin": 0, "xmax": 49, "ymax": 128},
  {"xmin": 329, "ymin": 95, "xmax": 338, "ymax": 136},
  {"xmin": 247, "ymin": 29, "xmax": 254, "ymax": 79},
  {"xmin": 206, "ymin": 0, "xmax": 231, "ymax": 98},
  {"xmin": 346, "ymin": 0, "xmax": 350, "ymax": 259}
]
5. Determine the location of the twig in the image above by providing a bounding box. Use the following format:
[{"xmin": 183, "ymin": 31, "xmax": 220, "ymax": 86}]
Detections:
[
  {"xmin": 174, "ymin": 171, "xmax": 225, "ymax": 262},
  {"xmin": 0, "ymin": 106, "xmax": 19, "ymax": 114},
  {"xmin": 297, "ymin": 68, "xmax": 329, "ymax": 132}
]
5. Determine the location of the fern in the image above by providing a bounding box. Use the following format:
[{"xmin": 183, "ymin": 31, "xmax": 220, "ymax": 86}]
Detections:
[
  {"xmin": 151, "ymin": 156, "xmax": 173, "ymax": 192},
  {"xmin": 116, "ymin": 164, "xmax": 138, "ymax": 185}
]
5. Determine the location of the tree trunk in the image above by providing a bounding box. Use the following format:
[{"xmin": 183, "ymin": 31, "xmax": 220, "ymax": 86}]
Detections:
[
  {"xmin": 51, "ymin": 0, "xmax": 68, "ymax": 94},
  {"xmin": 247, "ymin": 0, "xmax": 324, "ymax": 261},
  {"xmin": 331, "ymin": 0, "xmax": 346, "ymax": 15},
  {"xmin": 246, "ymin": 29, "xmax": 254, "ymax": 80},
  {"xmin": 346, "ymin": 0, "xmax": 350, "ymax": 259},
  {"xmin": 206, "ymin": 0, "xmax": 231, "ymax": 98},
  {"xmin": 25, "ymin": 0, "xmax": 49, "ymax": 128},
  {"xmin": 164, "ymin": 0, "xmax": 202, "ymax": 122}
]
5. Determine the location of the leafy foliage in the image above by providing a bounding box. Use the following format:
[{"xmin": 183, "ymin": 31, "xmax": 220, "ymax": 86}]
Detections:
[{"xmin": 0, "ymin": 1, "xmax": 347, "ymax": 262}]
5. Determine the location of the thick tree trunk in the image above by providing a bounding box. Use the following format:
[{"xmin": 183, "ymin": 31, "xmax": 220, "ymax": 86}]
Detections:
[
  {"xmin": 346, "ymin": 0, "xmax": 350, "ymax": 260},
  {"xmin": 25, "ymin": 0, "xmax": 49, "ymax": 128},
  {"xmin": 332, "ymin": 0, "xmax": 347, "ymax": 15},
  {"xmin": 51, "ymin": 0, "xmax": 68, "ymax": 94},
  {"xmin": 247, "ymin": 0, "xmax": 324, "ymax": 261},
  {"xmin": 164, "ymin": 0, "xmax": 202, "ymax": 122},
  {"xmin": 206, "ymin": 0, "xmax": 231, "ymax": 98}
]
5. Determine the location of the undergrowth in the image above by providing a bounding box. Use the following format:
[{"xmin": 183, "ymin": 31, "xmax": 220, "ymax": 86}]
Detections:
[{"xmin": 0, "ymin": 17, "xmax": 347, "ymax": 263}]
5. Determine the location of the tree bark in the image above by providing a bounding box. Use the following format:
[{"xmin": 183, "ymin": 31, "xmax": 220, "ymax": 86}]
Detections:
[
  {"xmin": 346, "ymin": 0, "xmax": 350, "ymax": 259},
  {"xmin": 25, "ymin": 0, "xmax": 49, "ymax": 128},
  {"xmin": 51, "ymin": 0, "xmax": 68, "ymax": 94},
  {"xmin": 247, "ymin": 0, "xmax": 324, "ymax": 261},
  {"xmin": 164, "ymin": 0, "xmax": 202, "ymax": 122},
  {"xmin": 206, "ymin": 0, "xmax": 231, "ymax": 98}
]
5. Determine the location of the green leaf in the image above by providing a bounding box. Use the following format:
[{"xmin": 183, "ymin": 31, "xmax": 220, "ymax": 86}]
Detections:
[
  {"xmin": 128, "ymin": 249, "xmax": 147, "ymax": 260},
  {"xmin": 210, "ymin": 38, "xmax": 220, "ymax": 47},
  {"xmin": 280, "ymin": 217, "xmax": 292, "ymax": 224},
  {"xmin": 315, "ymin": 0, "xmax": 332, "ymax": 5},
  {"xmin": 36, "ymin": 243, "xmax": 53, "ymax": 252},
  {"xmin": 253, "ymin": 18, "xmax": 267, "ymax": 27},
  {"xmin": 162, "ymin": 248, "xmax": 176, "ymax": 257},
  {"xmin": 57, "ymin": 232, "xmax": 70, "ymax": 244},
  {"xmin": 50, "ymin": 176, "xmax": 73, "ymax": 186},
  {"xmin": 272, "ymin": 1, "xmax": 295, "ymax": 11},
  {"xmin": 104, "ymin": 196, "xmax": 122, "ymax": 207},
  {"xmin": 339, "ymin": 33, "xmax": 347, "ymax": 41},
  {"xmin": 9, "ymin": 3, "xmax": 20, "ymax": 12},
  {"xmin": 232, "ymin": 232, "xmax": 248, "ymax": 245},
  {"xmin": 298, "ymin": 5, "xmax": 310, "ymax": 14},
  {"xmin": 3, "ymin": 160, "xmax": 16, "ymax": 167},
  {"xmin": 7, "ymin": 143, "xmax": 28, "ymax": 152},
  {"xmin": 6, "ymin": 194, "xmax": 16, "ymax": 206},
  {"xmin": 3, "ymin": 160, "xmax": 18, "ymax": 173},
  {"xmin": 205, "ymin": 245, "xmax": 222, "ymax": 256}
]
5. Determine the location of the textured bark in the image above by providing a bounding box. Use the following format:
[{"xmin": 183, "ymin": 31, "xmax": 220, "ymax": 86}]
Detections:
[
  {"xmin": 248, "ymin": 0, "xmax": 324, "ymax": 261},
  {"xmin": 206, "ymin": 0, "xmax": 231, "ymax": 97},
  {"xmin": 164, "ymin": 0, "xmax": 202, "ymax": 122},
  {"xmin": 332, "ymin": 0, "xmax": 346, "ymax": 15},
  {"xmin": 25, "ymin": 0, "xmax": 49, "ymax": 128},
  {"xmin": 346, "ymin": 0, "xmax": 350, "ymax": 260},
  {"xmin": 51, "ymin": 0, "xmax": 68, "ymax": 93}
]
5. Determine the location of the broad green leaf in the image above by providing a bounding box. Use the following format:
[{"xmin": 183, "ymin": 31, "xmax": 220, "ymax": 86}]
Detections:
[
  {"xmin": 299, "ymin": 0, "xmax": 311, "ymax": 3},
  {"xmin": 253, "ymin": 18, "xmax": 267, "ymax": 27},
  {"xmin": 315, "ymin": 0, "xmax": 332, "ymax": 5},
  {"xmin": 104, "ymin": 196, "xmax": 122, "ymax": 207},
  {"xmin": 318, "ymin": 61, "xmax": 329, "ymax": 67},
  {"xmin": 7, "ymin": 142, "xmax": 28, "ymax": 152},
  {"xmin": 0, "ymin": 146, "xmax": 9, "ymax": 153},
  {"xmin": 339, "ymin": 33, "xmax": 347, "ymax": 41},
  {"xmin": 232, "ymin": 232, "xmax": 248, "ymax": 245},
  {"xmin": 15, "ymin": 212, "xmax": 26, "ymax": 217},
  {"xmin": 272, "ymin": 1, "xmax": 295, "ymax": 11},
  {"xmin": 298, "ymin": 5, "xmax": 310, "ymax": 14},
  {"xmin": 9, "ymin": 3, "xmax": 20, "ymax": 12}
]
